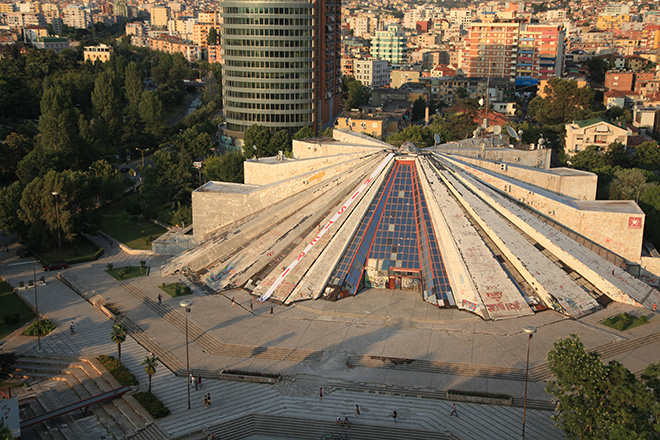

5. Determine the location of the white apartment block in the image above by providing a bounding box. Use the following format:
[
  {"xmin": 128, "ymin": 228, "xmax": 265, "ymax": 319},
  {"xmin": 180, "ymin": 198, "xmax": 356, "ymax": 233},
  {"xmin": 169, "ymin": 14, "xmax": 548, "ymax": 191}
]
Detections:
[
  {"xmin": 63, "ymin": 5, "xmax": 90, "ymax": 29},
  {"xmin": 449, "ymin": 9, "xmax": 472, "ymax": 29},
  {"xmin": 354, "ymin": 59, "xmax": 390, "ymax": 88},
  {"xmin": 349, "ymin": 16, "xmax": 369, "ymax": 38},
  {"xmin": 545, "ymin": 10, "xmax": 567, "ymax": 22}
]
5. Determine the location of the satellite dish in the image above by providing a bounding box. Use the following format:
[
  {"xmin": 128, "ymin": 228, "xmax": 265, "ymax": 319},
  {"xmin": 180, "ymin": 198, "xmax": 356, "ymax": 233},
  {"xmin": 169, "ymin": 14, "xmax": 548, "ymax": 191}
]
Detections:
[
  {"xmin": 478, "ymin": 97, "xmax": 484, "ymax": 106},
  {"xmin": 506, "ymin": 126, "xmax": 519, "ymax": 140},
  {"xmin": 434, "ymin": 133, "xmax": 441, "ymax": 145},
  {"xmin": 493, "ymin": 125, "xmax": 502, "ymax": 135},
  {"xmin": 253, "ymin": 145, "xmax": 257, "ymax": 150}
]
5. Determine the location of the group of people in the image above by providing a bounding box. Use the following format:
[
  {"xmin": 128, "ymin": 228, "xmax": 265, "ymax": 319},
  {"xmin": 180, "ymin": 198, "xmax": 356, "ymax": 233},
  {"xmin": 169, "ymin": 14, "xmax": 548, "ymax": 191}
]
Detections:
[
  {"xmin": 190, "ymin": 373, "xmax": 203, "ymax": 390},
  {"xmin": 332, "ymin": 403, "xmax": 458, "ymax": 425}
]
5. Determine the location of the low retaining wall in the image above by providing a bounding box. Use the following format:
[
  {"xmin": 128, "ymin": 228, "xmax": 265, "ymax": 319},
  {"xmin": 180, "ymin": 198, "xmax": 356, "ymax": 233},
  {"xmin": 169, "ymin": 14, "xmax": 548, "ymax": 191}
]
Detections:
[{"xmin": 446, "ymin": 390, "xmax": 512, "ymax": 406}]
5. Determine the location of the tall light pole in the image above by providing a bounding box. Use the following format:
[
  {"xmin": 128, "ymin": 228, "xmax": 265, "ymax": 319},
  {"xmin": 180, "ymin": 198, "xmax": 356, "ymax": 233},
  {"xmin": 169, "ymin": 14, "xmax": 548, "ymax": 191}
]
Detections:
[
  {"xmin": 51, "ymin": 191, "xmax": 61, "ymax": 257},
  {"xmin": 9, "ymin": 260, "xmax": 42, "ymax": 351},
  {"xmin": 522, "ymin": 325, "xmax": 537, "ymax": 440},
  {"xmin": 136, "ymin": 148, "xmax": 146, "ymax": 168},
  {"xmin": 180, "ymin": 300, "xmax": 192, "ymax": 410}
]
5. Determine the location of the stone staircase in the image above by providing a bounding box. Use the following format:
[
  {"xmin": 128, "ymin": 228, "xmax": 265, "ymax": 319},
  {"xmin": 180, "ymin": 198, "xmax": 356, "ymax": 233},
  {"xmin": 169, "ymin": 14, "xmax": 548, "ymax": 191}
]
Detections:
[
  {"xmin": 12, "ymin": 354, "xmax": 168, "ymax": 440},
  {"xmin": 121, "ymin": 282, "xmax": 323, "ymax": 363},
  {"xmin": 204, "ymin": 414, "xmax": 460, "ymax": 440}
]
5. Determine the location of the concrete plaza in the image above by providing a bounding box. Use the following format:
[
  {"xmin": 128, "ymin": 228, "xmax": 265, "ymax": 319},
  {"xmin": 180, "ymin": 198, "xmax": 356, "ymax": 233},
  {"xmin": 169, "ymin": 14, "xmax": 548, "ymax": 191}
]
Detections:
[{"xmin": 2, "ymin": 232, "xmax": 660, "ymax": 439}]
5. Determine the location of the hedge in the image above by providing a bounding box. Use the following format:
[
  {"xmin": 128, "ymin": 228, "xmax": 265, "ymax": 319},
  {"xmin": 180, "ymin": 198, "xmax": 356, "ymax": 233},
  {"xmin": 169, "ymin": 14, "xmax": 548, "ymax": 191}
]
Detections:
[
  {"xmin": 22, "ymin": 319, "xmax": 56, "ymax": 336},
  {"xmin": 134, "ymin": 392, "xmax": 170, "ymax": 418},
  {"xmin": 98, "ymin": 354, "xmax": 138, "ymax": 386}
]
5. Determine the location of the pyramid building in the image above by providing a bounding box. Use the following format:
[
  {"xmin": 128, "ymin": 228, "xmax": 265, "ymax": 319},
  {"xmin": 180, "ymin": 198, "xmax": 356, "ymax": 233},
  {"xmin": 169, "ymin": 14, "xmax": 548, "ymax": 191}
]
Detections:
[{"xmin": 159, "ymin": 130, "xmax": 660, "ymax": 320}]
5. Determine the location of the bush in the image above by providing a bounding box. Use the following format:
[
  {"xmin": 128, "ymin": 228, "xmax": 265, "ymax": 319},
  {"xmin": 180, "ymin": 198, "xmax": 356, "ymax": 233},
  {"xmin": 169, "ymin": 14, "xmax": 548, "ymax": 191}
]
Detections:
[
  {"xmin": 98, "ymin": 355, "xmax": 138, "ymax": 386},
  {"xmin": 134, "ymin": 392, "xmax": 170, "ymax": 418},
  {"xmin": 3, "ymin": 314, "xmax": 20, "ymax": 326},
  {"xmin": 107, "ymin": 263, "xmax": 114, "ymax": 271},
  {"xmin": 22, "ymin": 319, "xmax": 55, "ymax": 336}
]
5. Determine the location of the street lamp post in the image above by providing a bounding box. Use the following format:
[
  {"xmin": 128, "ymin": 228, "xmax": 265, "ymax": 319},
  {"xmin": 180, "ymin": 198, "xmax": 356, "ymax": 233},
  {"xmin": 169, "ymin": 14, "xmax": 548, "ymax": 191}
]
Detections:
[
  {"xmin": 136, "ymin": 148, "xmax": 146, "ymax": 168},
  {"xmin": 180, "ymin": 299, "xmax": 192, "ymax": 410},
  {"xmin": 522, "ymin": 325, "xmax": 537, "ymax": 440},
  {"xmin": 51, "ymin": 192, "xmax": 61, "ymax": 257}
]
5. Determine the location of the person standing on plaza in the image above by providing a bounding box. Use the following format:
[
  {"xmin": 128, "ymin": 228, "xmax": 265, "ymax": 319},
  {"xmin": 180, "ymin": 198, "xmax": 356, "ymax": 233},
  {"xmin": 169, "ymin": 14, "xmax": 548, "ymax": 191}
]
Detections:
[
  {"xmin": 391, "ymin": 410, "xmax": 397, "ymax": 423},
  {"xmin": 270, "ymin": 305, "xmax": 274, "ymax": 315},
  {"xmin": 450, "ymin": 403, "xmax": 458, "ymax": 417},
  {"xmin": 198, "ymin": 375, "xmax": 202, "ymax": 389},
  {"xmin": 70, "ymin": 321, "xmax": 75, "ymax": 335},
  {"xmin": 319, "ymin": 387, "xmax": 323, "ymax": 401},
  {"xmin": 158, "ymin": 293, "xmax": 162, "ymax": 304},
  {"xmin": 355, "ymin": 404, "xmax": 361, "ymax": 418}
]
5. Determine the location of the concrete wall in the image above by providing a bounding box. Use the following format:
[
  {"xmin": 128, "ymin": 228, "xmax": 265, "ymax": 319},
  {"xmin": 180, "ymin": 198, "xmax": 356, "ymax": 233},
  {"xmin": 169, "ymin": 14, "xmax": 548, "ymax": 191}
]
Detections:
[
  {"xmin": 444, "ymin": 156, "xmax": 645, "ymax": 263},
  {"xmin": 445, "ymin": 156, "xmax": 598, "ymax": 200},
  {"xmin": 436, "ymin": 146, "xmax": 552, "ymax": 169},
  {"xmin": 293, "ymin": 138, "xmax": 385, "ymax": 159},
  {"xmin": 192, "ymin": 155, "xmax": 380, "ymax": 238},
  {"xmin": 331, "ymin": 129, "xmax": 393, "ymax": 148},
  {"xmin": 244, "ymin": 152, "xmax": 370, "ymax": 185}
]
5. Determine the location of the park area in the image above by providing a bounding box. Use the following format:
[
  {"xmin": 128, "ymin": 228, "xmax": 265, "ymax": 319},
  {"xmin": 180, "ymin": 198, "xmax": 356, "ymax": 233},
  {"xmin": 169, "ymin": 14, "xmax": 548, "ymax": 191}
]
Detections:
[{"xmin": 97, "ymin": 193, "xmax": 167, "ymax": 250}]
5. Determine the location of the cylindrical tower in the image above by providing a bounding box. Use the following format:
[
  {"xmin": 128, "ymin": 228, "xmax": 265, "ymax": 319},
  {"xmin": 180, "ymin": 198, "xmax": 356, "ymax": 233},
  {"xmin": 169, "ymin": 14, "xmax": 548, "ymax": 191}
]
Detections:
[{"xmin": 221, "ymin": 1, "xmax": 315, "ymax": 134}]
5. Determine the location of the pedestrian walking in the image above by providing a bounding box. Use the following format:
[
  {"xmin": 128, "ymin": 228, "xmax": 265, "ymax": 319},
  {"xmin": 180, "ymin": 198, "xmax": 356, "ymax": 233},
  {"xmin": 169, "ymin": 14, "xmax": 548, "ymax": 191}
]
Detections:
[
  {"xmin": 654, "ymin": 303, "xmax": 657, "ymax": 312},
  {"xmin": 204, "ymin": 394, "xmax": 208, "ymax": 407},
  {"xmin": 206, "ymin": 393, "xmax": 211, "ymax": 406},
  {"xmin": 392, "ymin": 411, "xmax": 397, "ymax": 423},
  {"xmin": 157, "ymin": 293, "xmax": 162, "ymax": 304},
  {"xmin": 195, "ymin": 377, "xmax": 198, "ymax": 391},
  {"xmin": 190, "ymin": 373, "xmax": 195, "ymax": 389},
  {"xmin": 355, "ymin": 404, "xmax": 361, "ymax": 418},
  {"xmin": 232, "ymin": 297, "xmax": 235, "ymax": 307},
  {"xmin": 198, "ymin": 376, "xmax": 202, "ymax": 389},
  {"xmin": 270, "ymin": 305, "xmax": 274, "ymax": 315},
  {"xmin": 319, "ymin": 387, "xmax": 323, "ymax": 401},
  {"xmin": 69, "ymin": 321, "xmax": 75, "ymax": 335},
  {"xmin": 450, "ymin": 403, "xmax": 458, "ymax": 417},
  {"xmin": 250, "ymin": 300, "xmax": 253, "ymax": 311}
]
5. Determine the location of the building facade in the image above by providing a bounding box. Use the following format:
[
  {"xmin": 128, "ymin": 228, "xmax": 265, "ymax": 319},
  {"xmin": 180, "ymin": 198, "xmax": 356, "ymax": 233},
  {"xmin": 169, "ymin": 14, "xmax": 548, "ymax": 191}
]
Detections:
[
  {"xmin": 221, "ymin": 0, "xmax": 341, "ymax": 135},
  {"xmin": 564, "ymin": 118, "xmax": 631, "ymax": 155},
  {"xmin": 354, "ymin": 59, "xmax": 390, "ymax": 87},
  {"xmin": 371, "ymin": 24, "xmax": 408, "ymax": 66}
]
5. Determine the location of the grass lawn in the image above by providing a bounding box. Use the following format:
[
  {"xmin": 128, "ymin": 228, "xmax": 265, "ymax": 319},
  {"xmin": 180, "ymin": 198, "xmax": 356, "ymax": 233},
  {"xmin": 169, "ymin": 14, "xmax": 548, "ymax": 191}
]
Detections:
[
  {"xmin": 601, "ymin": 312, "xmax": 649, "ymax": 331},
  {"xmin": 98, "ymin": 193, "xmax": 166, "ymax": 250},
  {"xmin": 33, "ymin": 234, "xmax": 103, "ymax": 266},
  {"xmin": 106, "ymin": 265, "xmax": 148, "ymax": 281},
  {"xmin": 158, "ymin": 282, "xmax": 192, "ymax": 297},
  {"xmin": 0, "ymin": 279, "xmax": 36, "ymax": 341}
]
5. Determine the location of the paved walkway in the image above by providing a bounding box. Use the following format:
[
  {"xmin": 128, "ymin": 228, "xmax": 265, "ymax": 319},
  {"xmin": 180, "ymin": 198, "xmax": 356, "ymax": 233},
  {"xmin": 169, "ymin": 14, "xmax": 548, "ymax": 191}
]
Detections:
[{"xmin": 2, "ymin": 232, "xmax": 660, "ymax": 439}]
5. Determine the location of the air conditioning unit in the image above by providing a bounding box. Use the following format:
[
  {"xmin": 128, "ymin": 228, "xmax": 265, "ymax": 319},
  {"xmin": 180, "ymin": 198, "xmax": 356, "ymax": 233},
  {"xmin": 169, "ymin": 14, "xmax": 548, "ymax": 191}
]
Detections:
[{"xmin": 500, "ymin": 164, "xmax": 507, "ymax": 171}]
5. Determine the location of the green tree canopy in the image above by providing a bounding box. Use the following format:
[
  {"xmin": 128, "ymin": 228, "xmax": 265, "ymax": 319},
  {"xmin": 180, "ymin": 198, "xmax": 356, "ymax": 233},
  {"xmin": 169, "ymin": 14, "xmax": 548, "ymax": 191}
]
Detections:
[
  {"xmin": 546, "ymin": 334, "xmax": 660, "ymax": 439},
  {"xmin": 609, "ymin": 168, "xmax": 657, "ymax": 202},
  {"xmin": 243, "ymin": 125, "xmax": 271, "ymax": 158},
  {"xmin": 142, "ymin": 355, "xmax": 158, "ymax": 393},
  {"xmin": 92, "ymin": 70, "xmax": 123, "ymax": 153},
  {"xmin": 632, "ymin": 141, "xmax": 660, "ymax": 171},
  {"xmin": 528, "ymin": 78, "xmax": 595, "ymax": 125},
  {"xmin": 342, "ymin": 76, "xmax": 371, "ymax": 109},
  {"xmin": 204, "ymin": 151, "xmax": 244, "ymax": 183},
  {"xmin": 110, "ymin": 322, "xmax": 127, "ymax": 361},
  {"xmin": 293, "ymin": 126, "xmax": 317, "ymax": 140},
  {"xmin": 124, "ymin": 61, "xmax": 144, "ymax": 109},
  {"xmin": 207, "ymin": 27, "xmax": 218, "ymax": 46}
]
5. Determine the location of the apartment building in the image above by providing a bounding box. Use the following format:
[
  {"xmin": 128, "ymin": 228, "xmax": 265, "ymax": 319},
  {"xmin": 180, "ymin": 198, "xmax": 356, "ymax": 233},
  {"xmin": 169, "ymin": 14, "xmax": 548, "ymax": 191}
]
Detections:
[
  {"xmin": 371, "ymin": 24, "xmax": 408, "ymax": 66},
  {"xmin": 354, "ymin": 59, "xmax": 390, "ymax": 87}
]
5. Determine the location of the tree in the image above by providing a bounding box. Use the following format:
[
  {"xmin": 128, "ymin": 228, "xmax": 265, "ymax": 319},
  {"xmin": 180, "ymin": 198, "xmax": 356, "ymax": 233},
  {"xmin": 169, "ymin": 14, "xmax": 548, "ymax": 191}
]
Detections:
[
  {"xmin": 201, "ymin": 72, "xmax": 220, "ymax": 105},
  {"xmin": 609, "ymin": 168, "xmax": 657, "ymax": 202},
  {"xmin": 0, "ymin": 132, "xmax": 33, "ymax": 182},
  {"xmin": 267, "ymin": 129, "xmax": 292, "ymax": 156},
  {"xmin": 411, "ymin": 97, "xmax": 427, "ymax": 122},
  {"xmin": 207, "ymin": 27, "xmax": 218, "ymax": 46},
  {"xmin": 0, "ymin": 424, "xmax": 14, "ymax": 440},
  {"xmin": 110, "ymin": 322, "xmax": 127, "ymax": 362},
  {"xmin": 587, "ymin": 57, "xmax": 609, "ymax": 84},
  {"xmin": 37, "ymin": 81, "xmax": 82, "ymax": 164},
  {"xmin": 569, "ymin": 145, "xmax": 607, "ymax": 171},
  {"xmin": 124, "ymin": 61, "xmax": 144, "ymax": 109},
  {"xmin": 632, "ymin": 141, "xmax": 660, "ymax": 171},
  {"xmin": 142, "ymin": 355, "xmax": 158, "ymax": 393},
  {"xmin": 342, "ymin": 76, "xmax": 371, "ymax": 109},
  {"xmin": 0, "ymin": 182, "xmax": 23, "ymax": 234},
  {"xmin": 546, "ymin": 334, "xmax": 660, "ymax": 439},
  {"xmin": 293, "ymin": 126, "xmax": 317, "ymax": 140},
  {"xmin": 204, "ymin": 151, "xmax": 244, "ymax": 183},
  {"xmin": 242, "ymin": 125, "xmax": 271, "ymax": 157},
  {"xmin": 528, "ymin": 78, "xmax": 595, "ymax": 126},
  {"xmin": 138, "ymin": 90, "xmax": 164, "ymax": 140},
  {"xmin": 92, "ymin": 71, "xmax": 123, "ymax": 153},
  {"xmin": 386, "ymin": 125, "xmax": 433, "ymax": 148},
  {"xmin": 0, "ymin": 352, "xmax": 17, "ymax": 380}
]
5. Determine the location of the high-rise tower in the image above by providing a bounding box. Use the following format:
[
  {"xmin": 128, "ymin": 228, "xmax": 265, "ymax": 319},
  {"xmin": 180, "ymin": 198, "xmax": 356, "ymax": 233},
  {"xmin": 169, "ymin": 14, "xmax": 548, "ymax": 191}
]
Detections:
[{"xmin": 221, "ymin": 0, "xmax": 341, "ymax": 136}]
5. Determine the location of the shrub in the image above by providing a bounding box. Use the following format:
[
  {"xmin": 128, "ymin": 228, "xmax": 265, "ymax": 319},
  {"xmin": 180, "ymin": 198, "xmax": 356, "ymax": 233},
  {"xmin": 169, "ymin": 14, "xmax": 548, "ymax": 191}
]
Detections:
[
  {"xmin": 107, "ymin": 263, "xmax": 114, "ymax": 271},
  {"xmin": 98, "ymin": 354, "xmax": 138, "ymax": 386},
  {"xmin": 134, "ymin": 392, "xmax": 170, "ymax": 418},
  {"xmin": 22, "ymin": 319, "xmax": 56, "ymax": 336}
]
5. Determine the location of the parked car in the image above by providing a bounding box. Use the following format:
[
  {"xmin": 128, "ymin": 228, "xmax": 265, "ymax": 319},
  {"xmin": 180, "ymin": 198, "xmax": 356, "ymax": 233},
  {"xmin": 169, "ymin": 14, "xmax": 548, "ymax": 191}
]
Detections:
[
  {"xmin": 16, "ymin": 248, "xmax": 30, "ymax": 258},
  {"xmin": 42, "ymin": 261, "xmax": 68, "ymax": 271}
]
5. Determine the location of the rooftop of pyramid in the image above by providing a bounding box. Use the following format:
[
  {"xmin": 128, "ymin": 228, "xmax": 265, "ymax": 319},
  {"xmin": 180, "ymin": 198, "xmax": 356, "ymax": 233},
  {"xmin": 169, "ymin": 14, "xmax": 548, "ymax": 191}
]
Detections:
[{"xmin": 159, "ymin": 129, "xmax": 660, "ymax": 321}]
